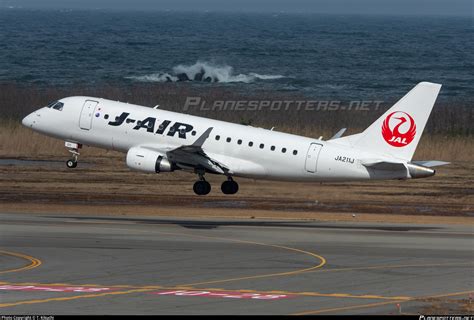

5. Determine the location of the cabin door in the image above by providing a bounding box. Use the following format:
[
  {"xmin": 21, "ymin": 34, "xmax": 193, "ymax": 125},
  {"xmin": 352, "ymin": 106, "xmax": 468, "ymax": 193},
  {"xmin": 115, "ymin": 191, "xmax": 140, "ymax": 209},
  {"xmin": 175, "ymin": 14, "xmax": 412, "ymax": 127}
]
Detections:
[
  {"xmin": 79, "ymin": 100, "xmax": 99, "ymax": 130},
  {"xmin": 305, "ymin": 143, "xmax": 323, "ymax": 173}
]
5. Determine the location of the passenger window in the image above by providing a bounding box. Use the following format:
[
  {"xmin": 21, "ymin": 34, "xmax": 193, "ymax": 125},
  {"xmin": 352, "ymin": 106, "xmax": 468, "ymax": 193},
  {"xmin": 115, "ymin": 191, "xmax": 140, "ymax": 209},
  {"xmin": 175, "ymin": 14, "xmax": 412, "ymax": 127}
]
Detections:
[
  {"xmin": 293, "ymin": 150, "xmax": 298, "ymax": 155},
  {"xmin": 248, "ymin": 142, "xmax": 253, "ymax": 147},
  {"xmin": 282, "ymin": 148, "xmax": 287, "ymax": 153},
  {"xmin": 237, "ymin": 139, "xmax": 242, "ymax": 145},
  {"xmin": 192, "ymin": 131, "xmax": 197, "ymax": 136},
  {"xmin": 271, "ymin": 146, "xmax": 275, "ymax": 151},
  {"xmin": 259, "ymin": 143, "xmax": 264, "ymax": 149},
  {"xmin": 104, "ymin": 114, "xmax": 109, "ymax": 120},
  {"xmin": 227, "ymin": 137, "xmax": 231, "ymax": 143},
  {"xmin": 216, "ymin": 135, "xmax": 220, "ymax": 141}
]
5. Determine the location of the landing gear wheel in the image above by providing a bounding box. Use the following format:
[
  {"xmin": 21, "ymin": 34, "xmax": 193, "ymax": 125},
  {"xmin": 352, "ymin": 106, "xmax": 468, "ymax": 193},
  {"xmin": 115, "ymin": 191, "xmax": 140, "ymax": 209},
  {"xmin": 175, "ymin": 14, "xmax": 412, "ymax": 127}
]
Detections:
[
  {"xmin": 66, "ymin": 159, "xmax": 77, "ymax": 168},
  {"xmin": 221, "ymin": 179, "xmax": 239, "ymax": 195},
  {"xmin": 65, "ymin": 141, "xmax": 81, "ymax": 169},
  {"xmin": 193, "ymin": 180, "xmax": 211, "ymax": 195}
]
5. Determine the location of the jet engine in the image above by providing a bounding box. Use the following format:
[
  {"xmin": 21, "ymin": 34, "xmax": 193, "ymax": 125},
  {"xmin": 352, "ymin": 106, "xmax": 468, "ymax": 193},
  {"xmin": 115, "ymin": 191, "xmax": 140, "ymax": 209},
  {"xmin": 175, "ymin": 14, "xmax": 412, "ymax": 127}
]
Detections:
[
  {"xmin": 406, "ymin": 163, "xmax": 435, "ymax": 179},
  {"xmin": 126, "ymin": 147, "xmax": 174, "ymax": 173}
]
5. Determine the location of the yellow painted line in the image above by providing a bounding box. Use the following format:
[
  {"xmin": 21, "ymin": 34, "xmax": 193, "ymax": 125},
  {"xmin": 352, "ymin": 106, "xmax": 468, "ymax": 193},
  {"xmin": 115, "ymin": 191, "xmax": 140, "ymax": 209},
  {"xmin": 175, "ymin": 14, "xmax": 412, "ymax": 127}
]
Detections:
[
  {"xmin": 170, "ymin": 288, "xmax": 409, "ymax": 300},
  {"xmin": 309, "ymin": 261, "xmax": 474, "ymax": 274},
  {"xmin": 419, "ymin": 290, "xmax": 474, "ymax": 300},
  {"xmin": 292, "ymin": 290, "xmax": 474, "ymax": 315},
  {"xmin": 0, "ymin": 250, "xmax": 42, "ymax": 274},
  {"xmin": 112, "ymin": 228, "xmax": 327, "ymax": 287},
  {"xmin": 0, "ymin": 227, "xmax": 468, "ymax": 310},
  {"xmin": 292, "ymin": 300, "xmax": 404, "ymax": 315},
  {"xmin": 178, "ymin": 241, "xmax": 326, "ymax": 287},
  {"xmin": 5, "ymin": 260, "xmax": 463, "ymax": 289},
  {"xmin": 4, "ymin": 230, "xmax": 467, "ymax": 309},
  {"xmin": 0, "ymin": 288, "xmax": 154, "ymax": 308}
]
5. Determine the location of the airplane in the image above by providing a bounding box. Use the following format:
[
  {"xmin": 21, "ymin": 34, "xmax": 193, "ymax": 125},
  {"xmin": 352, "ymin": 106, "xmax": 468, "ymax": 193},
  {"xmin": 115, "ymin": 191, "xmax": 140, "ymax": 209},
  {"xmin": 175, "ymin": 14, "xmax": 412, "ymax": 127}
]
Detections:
[{"xmin": 22, "ymin": 82, "xmax": 449, "ymax": 195}]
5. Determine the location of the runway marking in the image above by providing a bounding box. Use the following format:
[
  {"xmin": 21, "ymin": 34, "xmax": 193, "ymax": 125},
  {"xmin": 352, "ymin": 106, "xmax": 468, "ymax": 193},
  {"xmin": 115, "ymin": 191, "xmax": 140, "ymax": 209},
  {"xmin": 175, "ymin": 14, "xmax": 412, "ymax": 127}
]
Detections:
[
  {"xmin": 151, "ymin": 290, "xmax": 293, "ymax": 300},
  {"xmin": 292, "ymin": 290, "xmax": 474, "ymax": 315},
  {"xmin": 0, "ymin": 250, "xmax": 42, "ymax": 274},
  {"xmin": 0, "ymin": 288, "xmax": 155, "ymax": 308},
  {"xmin": 0, "ymin": 281, "xmax": 410, "ymax": 301},
  {"xmin": 0, "ymin": 225, "xmax": 470, "ymax": 310},
  {"xmin": 0, "ymin": 285, "xmax": 117, "ymax": 293},
  {"xmin": 0, "ymin": 260, "xmax": 470, "ymax": 309}
]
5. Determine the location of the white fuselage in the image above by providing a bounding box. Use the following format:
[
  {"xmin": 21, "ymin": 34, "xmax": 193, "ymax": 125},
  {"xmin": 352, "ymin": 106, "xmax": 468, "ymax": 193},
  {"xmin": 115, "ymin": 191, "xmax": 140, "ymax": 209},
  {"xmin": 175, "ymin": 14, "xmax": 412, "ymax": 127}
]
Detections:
[{"xmin": 22, "ymin": 96, "xmax": 411, "ymax": 182}]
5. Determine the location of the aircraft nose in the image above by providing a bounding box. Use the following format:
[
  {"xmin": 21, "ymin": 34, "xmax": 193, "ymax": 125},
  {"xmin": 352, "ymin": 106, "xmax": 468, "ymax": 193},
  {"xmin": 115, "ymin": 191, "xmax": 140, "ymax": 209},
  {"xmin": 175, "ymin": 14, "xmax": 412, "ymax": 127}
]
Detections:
[{"xmin": 22, "ymin": 112, "xmax": 35, "ymax": 127}]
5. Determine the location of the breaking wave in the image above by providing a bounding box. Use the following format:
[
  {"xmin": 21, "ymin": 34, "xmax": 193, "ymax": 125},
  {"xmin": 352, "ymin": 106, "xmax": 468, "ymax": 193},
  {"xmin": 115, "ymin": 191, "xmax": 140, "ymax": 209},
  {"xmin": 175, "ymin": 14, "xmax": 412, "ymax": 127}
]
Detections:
[{"xmin": 126, "ymin": 61, "xmax": 285, "ymax": 83}]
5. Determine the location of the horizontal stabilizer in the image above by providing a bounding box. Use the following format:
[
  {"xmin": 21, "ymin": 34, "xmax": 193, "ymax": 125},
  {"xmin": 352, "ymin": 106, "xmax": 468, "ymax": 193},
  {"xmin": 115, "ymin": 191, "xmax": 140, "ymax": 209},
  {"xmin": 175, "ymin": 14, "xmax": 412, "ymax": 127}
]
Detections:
[{"xmin": 411, "ymin": 160, "xmax": 450, "ymax": 167}]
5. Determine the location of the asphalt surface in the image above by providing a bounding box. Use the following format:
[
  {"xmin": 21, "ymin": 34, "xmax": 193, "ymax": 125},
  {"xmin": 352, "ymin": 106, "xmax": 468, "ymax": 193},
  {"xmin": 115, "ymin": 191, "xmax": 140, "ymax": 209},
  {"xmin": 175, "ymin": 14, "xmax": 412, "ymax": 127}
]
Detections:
[{"xmin": 0, "ymin": 213, "xmax": 472, "ymax": 315}]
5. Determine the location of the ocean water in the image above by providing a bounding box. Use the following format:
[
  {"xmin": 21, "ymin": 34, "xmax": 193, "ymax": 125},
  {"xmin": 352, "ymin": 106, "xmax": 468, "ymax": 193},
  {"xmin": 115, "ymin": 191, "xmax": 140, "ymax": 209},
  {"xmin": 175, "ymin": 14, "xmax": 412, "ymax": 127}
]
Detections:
[{"xmin": 0, "ymin": 9, "xmax": 472, "ymax": 101}]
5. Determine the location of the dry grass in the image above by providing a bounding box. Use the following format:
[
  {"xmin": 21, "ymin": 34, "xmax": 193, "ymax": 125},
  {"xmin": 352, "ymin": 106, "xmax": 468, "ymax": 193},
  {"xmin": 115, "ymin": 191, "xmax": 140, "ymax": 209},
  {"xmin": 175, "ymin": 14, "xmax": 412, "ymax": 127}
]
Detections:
[
  {"xmin": 414, "ymin": 135, "xmax": 474, "ymax": 162},
  {"xmin": 0, "ymin": 154, "xmax": 472, "ymax": 220}
]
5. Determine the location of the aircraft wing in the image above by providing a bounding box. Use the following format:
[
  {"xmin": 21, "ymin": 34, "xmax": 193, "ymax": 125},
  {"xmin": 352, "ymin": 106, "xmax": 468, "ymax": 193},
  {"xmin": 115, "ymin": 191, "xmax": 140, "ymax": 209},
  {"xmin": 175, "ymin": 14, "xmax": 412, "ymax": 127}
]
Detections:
[{"xmin": 142, "ymin": 127, "xmax": 229, "ymax": 174}]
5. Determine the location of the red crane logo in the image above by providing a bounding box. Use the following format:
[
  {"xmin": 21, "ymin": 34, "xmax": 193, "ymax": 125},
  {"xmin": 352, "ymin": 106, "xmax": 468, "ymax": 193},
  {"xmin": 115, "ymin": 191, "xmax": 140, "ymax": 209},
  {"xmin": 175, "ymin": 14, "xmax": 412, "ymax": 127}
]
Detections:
[{"xmin": 381, "ymin": 111, "xmax": 416, "ymax": 147}]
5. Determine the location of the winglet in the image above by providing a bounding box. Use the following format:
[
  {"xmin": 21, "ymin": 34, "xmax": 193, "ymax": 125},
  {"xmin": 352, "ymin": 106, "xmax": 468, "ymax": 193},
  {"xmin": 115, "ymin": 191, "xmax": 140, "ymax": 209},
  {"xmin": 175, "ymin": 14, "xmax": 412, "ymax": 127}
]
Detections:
[
  {"xmin": 192, "ymin": 127, "xmax": 213, "ymax": 147},
  {"xmin": 330, "ymin": 128, "xmax": 347, "ymax": 140}
]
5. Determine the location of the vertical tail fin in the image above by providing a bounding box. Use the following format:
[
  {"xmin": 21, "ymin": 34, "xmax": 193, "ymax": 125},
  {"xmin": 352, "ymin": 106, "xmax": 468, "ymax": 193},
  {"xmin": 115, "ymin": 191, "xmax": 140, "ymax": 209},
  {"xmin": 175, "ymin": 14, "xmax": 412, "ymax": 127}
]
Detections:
[{"xmin": 350, "ymin": 82, "xmax": 441, "ymax": 161}]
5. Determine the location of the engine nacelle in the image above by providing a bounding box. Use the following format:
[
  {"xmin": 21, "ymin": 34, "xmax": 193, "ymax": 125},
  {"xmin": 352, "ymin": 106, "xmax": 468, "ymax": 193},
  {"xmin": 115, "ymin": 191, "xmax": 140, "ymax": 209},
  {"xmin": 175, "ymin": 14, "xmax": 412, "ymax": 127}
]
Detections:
[
  {"xmin": 126, "ymin": 147, "xmax": 174, "ymax": 173},
  {"xmin": 406, "ymin": 163, "xmax": 435, "ymax": 179}
]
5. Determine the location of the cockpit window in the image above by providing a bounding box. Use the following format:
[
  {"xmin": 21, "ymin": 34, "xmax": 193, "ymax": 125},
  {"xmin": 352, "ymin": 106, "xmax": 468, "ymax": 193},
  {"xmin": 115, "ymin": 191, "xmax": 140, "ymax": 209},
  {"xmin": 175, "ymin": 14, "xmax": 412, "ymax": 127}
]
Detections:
[
  {"xmin": 46, "ymin": 101, "xmax": 58, "ymax": 108},
  {"xmin": 46, "ymin": 101, "xmax": 64, "ymax": 111},
  {"xmin": 52, "ymin": 102, "xmax": 64, "ymax": 111}
]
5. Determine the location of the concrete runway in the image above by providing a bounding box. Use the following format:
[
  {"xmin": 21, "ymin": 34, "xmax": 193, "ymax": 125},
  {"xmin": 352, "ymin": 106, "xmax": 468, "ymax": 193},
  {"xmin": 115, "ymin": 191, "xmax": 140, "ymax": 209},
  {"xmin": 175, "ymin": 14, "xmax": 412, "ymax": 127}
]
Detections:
[{"xmin": 0, "ymin": 213, "xmax": 472, "ymax": 315}]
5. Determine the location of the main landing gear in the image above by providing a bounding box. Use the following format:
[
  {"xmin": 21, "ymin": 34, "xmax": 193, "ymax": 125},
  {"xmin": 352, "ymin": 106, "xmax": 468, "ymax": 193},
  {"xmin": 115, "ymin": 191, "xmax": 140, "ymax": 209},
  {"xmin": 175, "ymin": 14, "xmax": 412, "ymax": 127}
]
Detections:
[
  {"xmin": 65, "ymin": 141, "xmax": 81, "ymax": 169},
  {"xmin": 193, "ymin": 171, "xmax": 239, "ymax": 196},
  {"xmin": 221, "ymin": 177, "xmax": 239, "ymax": 195},
  {"xmin": 193, "ymin": 172, "xmax": 211, "ymax": 196}
]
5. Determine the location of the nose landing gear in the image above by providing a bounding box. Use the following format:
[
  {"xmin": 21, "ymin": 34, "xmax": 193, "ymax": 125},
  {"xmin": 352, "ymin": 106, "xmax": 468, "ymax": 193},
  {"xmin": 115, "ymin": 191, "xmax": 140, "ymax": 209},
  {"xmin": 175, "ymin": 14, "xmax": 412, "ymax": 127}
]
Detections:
[
  {"xmin": 65, "ymin": 141, "xmax": 81, "ymax": 169},
  {"xmin": 66, "ymin": 158, "xmax": 77, "ymax": 168}
]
